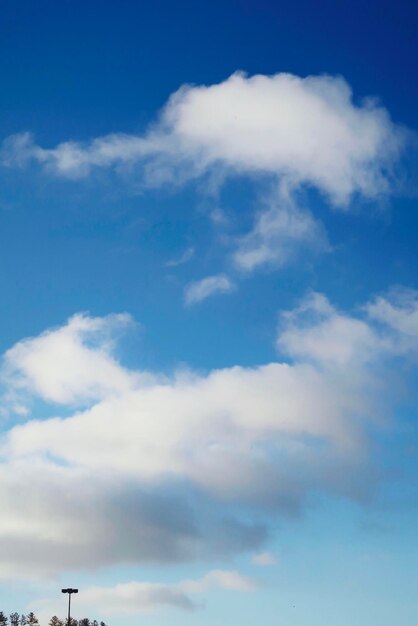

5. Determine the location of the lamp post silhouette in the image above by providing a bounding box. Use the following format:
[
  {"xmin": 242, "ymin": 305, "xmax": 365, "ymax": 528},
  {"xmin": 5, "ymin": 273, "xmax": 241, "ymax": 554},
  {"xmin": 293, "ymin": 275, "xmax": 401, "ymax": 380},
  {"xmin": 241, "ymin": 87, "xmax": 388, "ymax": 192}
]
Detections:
[{"xmin": 62, "ymin": 588, "xmax": 78, "ymax": 626}]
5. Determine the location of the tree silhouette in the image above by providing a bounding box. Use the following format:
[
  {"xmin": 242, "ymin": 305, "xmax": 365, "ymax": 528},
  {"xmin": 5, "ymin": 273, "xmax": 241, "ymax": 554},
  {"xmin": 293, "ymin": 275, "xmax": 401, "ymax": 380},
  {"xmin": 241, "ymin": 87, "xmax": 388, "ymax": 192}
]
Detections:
[
  {"xmin": 0, "ymin": 611, "xmax": 106, "ymax": 626},
  {"xmin": 9, "ymin": 614, "xmax": 19, "ymax": 626}
]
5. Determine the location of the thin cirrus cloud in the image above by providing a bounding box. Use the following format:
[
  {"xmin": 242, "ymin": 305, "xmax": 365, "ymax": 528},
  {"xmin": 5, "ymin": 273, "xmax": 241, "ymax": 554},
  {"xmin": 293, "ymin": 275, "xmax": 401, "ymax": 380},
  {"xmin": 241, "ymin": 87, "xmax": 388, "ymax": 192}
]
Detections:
[
  {"xmin": 79, "ymin": 570, "xmax": 257, "ymax": 615},
  {"xmin": 1, "ymin": 72, "xmax": 406, "ymax": 272},
  {"xmin": 165, "ymin": 246, "xmax": 195, "ymax": 268},
  {"xmin": 0, "ymin": 288, "xmax": 416, "ymax": 577}
]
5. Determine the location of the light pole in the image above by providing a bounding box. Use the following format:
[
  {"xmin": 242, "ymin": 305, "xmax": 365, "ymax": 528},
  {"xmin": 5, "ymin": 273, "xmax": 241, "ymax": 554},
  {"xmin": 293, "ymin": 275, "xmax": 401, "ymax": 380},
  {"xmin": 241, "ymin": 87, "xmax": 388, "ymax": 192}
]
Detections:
[{"xmin": 61, "ymin": 588, "xmax": 78, "ymax": 626}]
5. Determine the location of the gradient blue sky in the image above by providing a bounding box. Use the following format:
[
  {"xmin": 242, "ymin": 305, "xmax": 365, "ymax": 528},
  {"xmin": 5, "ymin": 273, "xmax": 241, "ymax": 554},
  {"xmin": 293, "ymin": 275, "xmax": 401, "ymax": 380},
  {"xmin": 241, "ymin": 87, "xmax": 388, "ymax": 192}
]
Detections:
[{"xmin": 0, "ymin": 1, "xmax": 418, "ymax": 625}]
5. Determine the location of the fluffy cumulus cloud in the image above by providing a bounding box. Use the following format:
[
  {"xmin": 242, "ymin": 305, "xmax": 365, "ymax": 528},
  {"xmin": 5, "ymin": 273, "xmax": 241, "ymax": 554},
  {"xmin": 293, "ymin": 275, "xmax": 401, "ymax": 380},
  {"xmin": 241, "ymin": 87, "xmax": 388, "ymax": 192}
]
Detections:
[
  {"xmin": 277, "ymin": 292, "xmax": 385, "ymax": 366},
  {"xmin": 366, "ymin": 287, "xmax": 418, "ymax": 341},
  {"xmin": 1, "ymin": 72, "xmax": 405, "ymax": 272},
  {"xmin": 2, "ymin": 313, "xmax": 144, "ymax": 407},
  {"xmin": 0, "ymin": 289, "xmax": 416, "ymax": 578},
  {"xmin": 2, "ymin": 72, "xmax": 403, "ymax": 203}
]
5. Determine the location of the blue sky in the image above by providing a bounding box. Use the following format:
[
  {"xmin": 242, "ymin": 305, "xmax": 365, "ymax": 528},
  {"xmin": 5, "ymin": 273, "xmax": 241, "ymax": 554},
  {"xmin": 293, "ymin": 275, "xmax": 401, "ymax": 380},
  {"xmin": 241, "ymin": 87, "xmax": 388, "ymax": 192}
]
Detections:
[{"xmin": 0, "ymin": 1, "xmax": 418, "ymax": 625}]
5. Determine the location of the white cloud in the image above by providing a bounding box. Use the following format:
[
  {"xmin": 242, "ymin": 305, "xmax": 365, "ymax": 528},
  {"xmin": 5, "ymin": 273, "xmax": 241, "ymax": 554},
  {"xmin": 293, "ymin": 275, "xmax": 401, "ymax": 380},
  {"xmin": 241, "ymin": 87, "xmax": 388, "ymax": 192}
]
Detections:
[
  {"xmin": 197, "ymin": 569, "xmax": 257, "ymax": 591},
  {"xmin": 184, "ymin": 274, "xmax": 235, "ymax": 305},
  {"xmin": 162, "ymin": 72, "xmax": 403, "ymax": 205},
  {"xmin": 0, "ymin": 72, "xmax": 405, "ymax": 274},
  {"xmin": 5, "ymin": 359, "xmax": 367, "ymax": 490},
  {"xmin": 1, "ymin": 130, "xmax": 159, "ymax": 179},
  {"xmin": 0, "ymin": 290, "xmax": 415, "ymax": 576},
  {"xmin": 251, "ymin": 552, "xmax": 278, "ymax": 566},
  {"xmin": 81, "ymin": 580, "xmax": 198, "ymax": 614},
  {"xmin": 278, "ymin": 289, "xmax": 418, "ymax": 368}
]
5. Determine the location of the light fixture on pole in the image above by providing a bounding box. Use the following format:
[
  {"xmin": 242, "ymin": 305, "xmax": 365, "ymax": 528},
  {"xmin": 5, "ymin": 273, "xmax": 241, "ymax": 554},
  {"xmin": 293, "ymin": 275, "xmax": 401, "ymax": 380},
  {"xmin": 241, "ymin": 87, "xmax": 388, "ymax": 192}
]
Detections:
[{"xmin": 61, "ymin": 588, "xmax": 78, "ymax": 626}]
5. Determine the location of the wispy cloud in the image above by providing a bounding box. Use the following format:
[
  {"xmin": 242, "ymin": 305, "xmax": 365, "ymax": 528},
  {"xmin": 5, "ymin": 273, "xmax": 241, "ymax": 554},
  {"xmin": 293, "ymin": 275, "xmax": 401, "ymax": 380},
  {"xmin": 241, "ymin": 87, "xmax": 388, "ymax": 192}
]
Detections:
[
  {"xmin": 184, "ymin": 274, "xmax": 235, "ymax": 305},
  {"xmin": 165, "ymin": 246, "xmax": 195, "ymax": 268},
  {"xmin": 232, "ymin": 187, "xmax": 328, "ymax": 271}
]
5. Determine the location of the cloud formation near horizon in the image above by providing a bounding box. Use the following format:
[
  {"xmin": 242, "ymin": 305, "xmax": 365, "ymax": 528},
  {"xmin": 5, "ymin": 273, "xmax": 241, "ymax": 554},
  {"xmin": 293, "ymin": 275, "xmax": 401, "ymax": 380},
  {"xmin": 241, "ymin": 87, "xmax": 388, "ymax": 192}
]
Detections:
[
  {"xmin": 78, "ymin": 569, "xmax": 257, "ymax": 615},
  {"xmin": 33, "ymin": 569, "xmax": 257, "ymax": 621}
]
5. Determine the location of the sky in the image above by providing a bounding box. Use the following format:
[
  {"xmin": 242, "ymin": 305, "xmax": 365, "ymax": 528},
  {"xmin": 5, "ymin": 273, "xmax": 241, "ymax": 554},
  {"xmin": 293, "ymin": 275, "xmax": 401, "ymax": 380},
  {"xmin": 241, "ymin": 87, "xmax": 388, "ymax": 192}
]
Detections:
[{"xmin": 0, "ymin": 0, "xmax": 418, "ymax": 624}]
